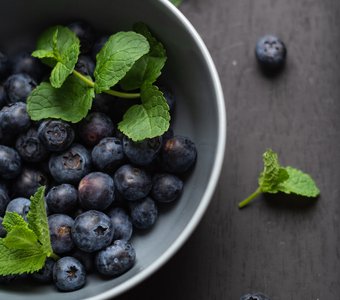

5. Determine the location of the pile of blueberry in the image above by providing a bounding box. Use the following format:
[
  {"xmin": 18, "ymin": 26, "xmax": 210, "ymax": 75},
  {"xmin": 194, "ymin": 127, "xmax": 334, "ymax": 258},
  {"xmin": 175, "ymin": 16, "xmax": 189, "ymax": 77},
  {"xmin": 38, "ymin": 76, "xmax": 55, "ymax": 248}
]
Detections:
[{"xmin": 0, "ymin": 21, "xmax": 197, "ymax": 292}]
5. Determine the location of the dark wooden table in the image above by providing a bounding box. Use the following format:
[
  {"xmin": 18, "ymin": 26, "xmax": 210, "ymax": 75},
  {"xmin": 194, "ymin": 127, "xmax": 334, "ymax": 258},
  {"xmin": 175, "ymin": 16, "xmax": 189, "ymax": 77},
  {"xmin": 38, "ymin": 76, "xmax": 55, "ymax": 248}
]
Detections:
[{"xmin": 117, "ymin": 1, "xmax": 340, "ymax": 299}]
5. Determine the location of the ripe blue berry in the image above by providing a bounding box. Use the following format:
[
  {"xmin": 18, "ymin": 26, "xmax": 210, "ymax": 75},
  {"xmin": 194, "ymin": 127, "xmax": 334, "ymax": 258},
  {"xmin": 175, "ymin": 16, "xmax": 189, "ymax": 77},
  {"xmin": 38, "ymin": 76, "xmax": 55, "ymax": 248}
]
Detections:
[
  {"xmin": 78, "ymin": 172, "xmax": 115, "ymax": 211},
  {"xmin": 107, "ymin": 207, "xmax": 133, "ymax": 241},
  {"xmin": 38, "ymin": 120, "xmax": 75, "ymax": 152},
  {"xmin": 53, "ymin": 256, "xmax": 86, "ymax": 292},
  {"xmin": 71, "ymin": 210, "xmax": 114, "ymax": 253},
  {"xmin": 0, "ymin": 86, "xmax": 8, "ymax": 109},
  {"xmin": 255, "ymin": 35, "xmax": 286, "ymax": 71},
  {"xmin": 46, "ymin": 184, "xmax": 78, "ymax": 214},
  {"xmin": 4, "ymin": 73, "xmax": 37, "ymax": 104},
  {"xmin": 0, "ymin": 145, "xmax": 22, "ymax": 179},
  {"xmin": 240, "ymin": 292, "xmax": 271, "ymax": 300},
  {"xmin": 49, "ymin": 144, "xmax": 92, "ymax": 184},
  {"xmin": 95, "ymin": 240, "xmax": 136, "ymax": 277},
  {"xmin": 129, "ymin": 197, "xmax": 158, "ymax": 229},
  {"xmin": 49, "ymin": 214, "xmax": 75, "ymax": 255},
  {"xmin": 75, "ymin": 55, "xmax": 95, "ymax": 77},
  {"xmin": 71, "ymin": 249, "xmax": 94, "ymax": 273},
  {"xmin": 0, "ymin": 182, "xmax": 10, "ymax": 216},
  {"xmin": 151, "ymin": 173, "xmax": 183, "ymax": 203},
  {"xmin": 31, "ymin": 258, "xmax": 55, "ymax": 283},
  {"xmin": 6, "ymin": 197, "xmax": 30, "ymax": 220},
  {"xmin": 114, "ymin": 164, "xmax": 152, "ymax": 201}
]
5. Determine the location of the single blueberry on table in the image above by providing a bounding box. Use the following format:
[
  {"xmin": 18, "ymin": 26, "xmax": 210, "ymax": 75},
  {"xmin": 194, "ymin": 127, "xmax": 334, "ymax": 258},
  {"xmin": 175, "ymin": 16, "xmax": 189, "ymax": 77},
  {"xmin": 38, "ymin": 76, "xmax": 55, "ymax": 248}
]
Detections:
[
  {"xmin": 53, "ymin": 256, "xmax": 86, "ymax": 292},
  {"xmin": 0, "ymin": 145, "xmax": 22, "ymax": 180},
  {"xmin": 95, "ymin": 240, "xmax": 136, "ymax": 277},
  {"xmin": 46, "ymin": 184, "xmax": 78, "ymax": 214},
  {"xmin": 49, "ymin": 144, "xmax": 92, "ymax": 184},
  {"xmin": 6, "ymin": 197, "xmax": 30, "ymax": 221},
  {"xmin": 15, "ymin": 128, "xmax": 48, "ymax": 162},
  {"xmin": 240, "ymin": 292, "xmax": 271, "ymax": 300},
  {"xmin": 31, "ymin": 258, "xmax": 55, "ymax": 283},
  {"xmin": 129, "ymin": 197, "xmax": 158, "ymax": 229},
  {"xmin": 151, "ymin": 173, "xmax": 183, "ymax": 203},
  {"xmin": 12, "ymin": 167, "xmax": 49, "ymax": 198},
  {"xmin": 91, "ymin": 137, "xmax": 125, "ymax": 173},
  {"xmin": 123, "ymin": 136, "xmax": 162, "ymax": 167},
  {"xmin": 68, "ymin": 20, "xmax": 95, "ymax": 54},
  {"xmin": 0, "ymin": 182, "xmax": 10, "ymax": 216},
  {"xmin": 38, "ymin": 119, "xmax": 75, "ymax": 152},
  {"xmin": 75, "ymin": 55, "xmax": 95, "ymax": 77},
  {"xmin": 71, "ymin": 210, "xmax": 114, "ymax": 253},
  {"xmin": 161, "ymin": 135, "xmax": 197, "ymax": 173},
  {"xmin": 114, "ymin": 164, "xmax": 152, "ymax": 201},
  {"xmin": 107, "ymin": 207, "xmax": 133, "ymax": 241},
  {"xmin": 78, "ymin": 172, "xmax": 115, "ymax": 211},
  {"xmin": 255, "ymin": 35, "xmax": 287, "ymax": 72},
  {"xmin": 78, "ymin": 112, "xmax": 114, "ymax": 147},
  {"xmin": 4, "ymin": 73, "xmax": 37, "ymax": 104},
  {"xmin": 48, "ymin": 214, "xmax": 75, "ymax": 255}
]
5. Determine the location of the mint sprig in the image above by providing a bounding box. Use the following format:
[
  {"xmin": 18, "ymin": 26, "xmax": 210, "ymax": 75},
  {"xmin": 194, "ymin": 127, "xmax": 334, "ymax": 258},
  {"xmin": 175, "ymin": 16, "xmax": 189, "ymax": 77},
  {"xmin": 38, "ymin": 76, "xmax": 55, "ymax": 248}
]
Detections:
[
  {"xmin": 28, "ymin": 23, "xmax": 170, "ymax": 141},
  {"xmin": 0, "ymin": 186, "xmax": 57, "ymax": 275},
  {"xmin": 238, "ymin": 149, "xmax": 320, "ymax": 208}
]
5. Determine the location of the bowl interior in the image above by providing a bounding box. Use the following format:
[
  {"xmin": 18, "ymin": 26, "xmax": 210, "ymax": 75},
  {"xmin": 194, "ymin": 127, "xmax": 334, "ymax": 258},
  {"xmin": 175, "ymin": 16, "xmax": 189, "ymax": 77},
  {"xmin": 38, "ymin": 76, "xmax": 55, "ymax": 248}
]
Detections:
[{"xmin": 0, "ymin": 0, "xmax": 225, "ymax": 299}]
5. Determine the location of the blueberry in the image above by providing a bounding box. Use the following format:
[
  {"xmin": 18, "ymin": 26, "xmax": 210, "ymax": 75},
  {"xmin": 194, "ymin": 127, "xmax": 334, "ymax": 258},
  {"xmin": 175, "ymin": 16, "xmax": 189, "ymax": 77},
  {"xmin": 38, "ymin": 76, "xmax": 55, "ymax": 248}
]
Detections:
[
  {"xmin": 75, "ymin": 55, "xmax": 95, "ymax": 77},
  {"xmin": 161, "ymin": 135, "xmax": 197, "ymax": 173},
  {"xmin": 71, "ymin": 249, "xmax": 94, "ymax": 273},
  {"xmin": 12, "ymin": 167, "xmax": 48, "ymax": 198},
  {"xmin": 6, "ymin": 197, "xmax": 30, "ymax": 220},
  {"xmin": 240, "ymin": 292, "xmax": 271, "ymax": 300},
  {"xmin": 0, "ymin": 182, "xmax": 10, "ymax": 216},
  {"xmin": 11, "ymin": 51, "xmax": 46, "ymax": 82},
  {"xmin": 255, "ymin": 35, "xmax": 286, "ymax": 71},
  {"xmin": 46, "ymin": 184, "xmax": 78, "ymax": 214},
  {"xmin": 78, "ymin": 112, "xmax": 114, "ymax": 147},
  {"xmin": 91, "ymin": 35, "xmax": 109, "ymax": 60},
  {"xmin": 78, "ymin": 172, "xmax": 115, "ymax": 211},
  {"xmin": 107, "ymin": 207, "xmax": 133, "ymax": 241},
  {"xmin": 123, "ymin": 136, "xmax": 162, "ymax": 166},
  {"xmin": 68, "ymin": 21, "xmax": 95, "ymax": 54},
  {"xmin": 0, "ymin": 86, "xmax": 8, "ymax": 109},
  {"xmin": 91, "ymin": 93, "xmax": 115, "ymax": 115},
  {"xmin": 0, "ymin": 217, "xmax": 6, "ymax": 237},
  {"xmin": 114, "ymin": 164, "xmax": 152, "ymax": 201},
  {"xmin": 38, "ymin": 120, "xmax": 75, "ymax": 152},
  {"xmin": 0, "ymin": 51, "xmax": 10, "ymax": 78},
  {"xmin": 53, "ymin": 256, "xmax": 86, "ymax": 292},
  {"xmin": 91, "ymin": 137, "xmax": 125, "ymax": 173},
  {"xmin": 48, "ymin": 214, "xmax": 75, "ymax": 255},
  {"xmin": 71, "ymin": 210, "xmax": 114, "ymax": 253},
  {"xmin": 15, "ymin": 128, "xmax": 48, "ymax": 162},
  {"xmin": 0, "ymin": 145, "xmax": 22, "ymax": 179},
  {"xmin": 0, "ymin": 102, "xmax": 31, "ymax": 144},
  {"xmin": 31, "ymin": 258, "xmax": 55, "ymax": 283},
  {"xmin": 95, "ymin": 240, "xmax": 135, "ymax": 277},
  {"xmin": 49, "ymin": 144, "xmax": 92, "ymax": 184},
  {"xmin": 129, "ymin": 197, "xmax": 158, "ymax": 229},
  {"xmin": 151, "ymin": 173, "xmax": 183, "ymax": 203},
  {"xmin": 4, "ymin": 73, "xmax": 37, "ymax": 104}
]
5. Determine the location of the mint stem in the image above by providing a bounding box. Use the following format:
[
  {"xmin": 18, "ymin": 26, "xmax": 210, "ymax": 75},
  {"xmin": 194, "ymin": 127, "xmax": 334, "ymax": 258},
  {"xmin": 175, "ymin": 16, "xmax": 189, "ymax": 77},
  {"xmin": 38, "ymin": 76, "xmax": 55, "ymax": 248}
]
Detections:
[
  {"xmin": 238, "ymin": 187, "xmax": 262, "ymax": 209},
  {"xmin": 49, "ymin": 252, "xmax": 60, "ymax": 261},
  {"xmin": 72, "ymin": 70, "xmax": 140, "ymax": 99}
]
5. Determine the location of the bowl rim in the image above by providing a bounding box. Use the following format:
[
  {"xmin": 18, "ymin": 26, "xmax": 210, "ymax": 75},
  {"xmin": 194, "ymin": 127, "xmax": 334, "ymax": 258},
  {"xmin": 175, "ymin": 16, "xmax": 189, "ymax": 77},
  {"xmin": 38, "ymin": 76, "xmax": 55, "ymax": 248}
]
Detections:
[{"xmin": 88, "ymin": 1, "xmax": 226, "ymax": 299}]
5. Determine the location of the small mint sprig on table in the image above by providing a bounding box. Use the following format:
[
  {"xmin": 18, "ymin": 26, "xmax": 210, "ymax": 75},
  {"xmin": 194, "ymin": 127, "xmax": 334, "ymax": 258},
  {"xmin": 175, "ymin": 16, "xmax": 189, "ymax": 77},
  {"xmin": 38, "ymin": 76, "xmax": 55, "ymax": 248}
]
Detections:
[
  {"xmin": 238, "ymin": 149, "xmax": 320, "ymax": 208},
  {"xmin": 0, "ymin": 186, "xmax": 58, "ymax": 276},
  {"xmin": 27, "ymin": 23, "xmax": 170, "ymax": 141}
]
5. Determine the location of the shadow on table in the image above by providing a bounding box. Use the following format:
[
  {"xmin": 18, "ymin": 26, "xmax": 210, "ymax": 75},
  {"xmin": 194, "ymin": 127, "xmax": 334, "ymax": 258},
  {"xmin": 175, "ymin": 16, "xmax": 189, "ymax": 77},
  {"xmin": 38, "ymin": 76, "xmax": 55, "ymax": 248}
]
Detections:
[{"xmin": 262, "ymin": 193, "xmax": 319, "ymax": 211}]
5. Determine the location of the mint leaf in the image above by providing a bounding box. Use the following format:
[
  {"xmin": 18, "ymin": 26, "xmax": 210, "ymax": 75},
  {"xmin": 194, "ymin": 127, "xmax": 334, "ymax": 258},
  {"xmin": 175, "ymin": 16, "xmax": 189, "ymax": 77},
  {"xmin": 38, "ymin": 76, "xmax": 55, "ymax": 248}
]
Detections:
[
  {"xmin": 27, "ymin": 75, "xmax": 95, "ymax": 123},
  {"xmin": 94, "ymin": 31, "xmax": 150, "ymax": 93},
  {"xmin": 32, "ymin": 25, "xmax": 80, "ymax": 88},
  {"xmin": 120, "ymin": 23, "xmax": 167, "ymax": 91},
  {"xmin": 2, "ymin": 212, "xmax": 27, "ymax": 232},
  {"xmin": 3, "ymin": 226, "xmax": 39, "ymax": 250},
  {"xmin": 238, "ymin": 149, "xmax": 320, "ymax": 208},
  {"xmin": 0, "ymin": 241, "xmax": 46, "ymax": 275},
  {"xmin": 118, "ymin": 84, "xmax": 170, "ymax": 141},
  {"xmin": 277, "ymin": 166, "xmax": 320, "ymax": 197}
]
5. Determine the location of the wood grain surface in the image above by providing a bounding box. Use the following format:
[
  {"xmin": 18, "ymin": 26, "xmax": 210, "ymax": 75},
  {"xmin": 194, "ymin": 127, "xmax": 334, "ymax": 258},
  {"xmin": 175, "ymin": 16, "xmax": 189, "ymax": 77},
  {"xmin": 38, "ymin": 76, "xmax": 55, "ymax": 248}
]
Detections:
[{"xmin": 116, "ymin": 0, "xmax": 340, "ymax": 299}]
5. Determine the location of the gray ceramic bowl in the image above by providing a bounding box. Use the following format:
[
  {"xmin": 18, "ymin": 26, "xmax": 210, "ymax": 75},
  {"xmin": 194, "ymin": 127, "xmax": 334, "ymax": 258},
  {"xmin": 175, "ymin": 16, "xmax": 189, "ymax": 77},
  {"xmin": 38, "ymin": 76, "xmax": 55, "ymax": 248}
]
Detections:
[{"xmin": 0, "ymin": 0, "xmax": 226, "ymax": 299}]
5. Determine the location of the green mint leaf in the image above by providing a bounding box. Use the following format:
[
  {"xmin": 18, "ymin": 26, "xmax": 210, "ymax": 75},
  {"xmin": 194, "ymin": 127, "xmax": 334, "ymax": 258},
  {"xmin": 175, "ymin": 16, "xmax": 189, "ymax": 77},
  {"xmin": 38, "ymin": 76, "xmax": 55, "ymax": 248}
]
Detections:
[
  {"xmin": 120, "ymin": 23, "xmax": 167, "ymax": 91},
  {"xmin": 2, "ymin": 212, "xmax": 27, "ymax": 232},
  {"xmin": 258, "ymin": 149, "xmax": 289, "ymax": 193},
  {"xmin": 2, "ymin": 226, "xmax": 39, "ymax": 250},
  {"xmin": 94, "ymin": 31, "xmax": 150, "ymax": 93},
  {"xmin": 32, "ymin": 25, "xmax": 80, "ymax": 88},
  {"xmin": 27, "ymin": 75, "xmax": 95, "ymax": 123},
  {"xmin": 118, "ymin": 84, "xmax": 170, "ymax": 141},
  {"xmin": 277, "ymin": 166, "xmax": 320, "ymax": 197},
  {"xmin": 170, "ymin": 0, "xmax": 183, "ymax": 6},
  {"xmin": 0, "ymin": 241, "xmax": 46, "ymax": 275}
]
